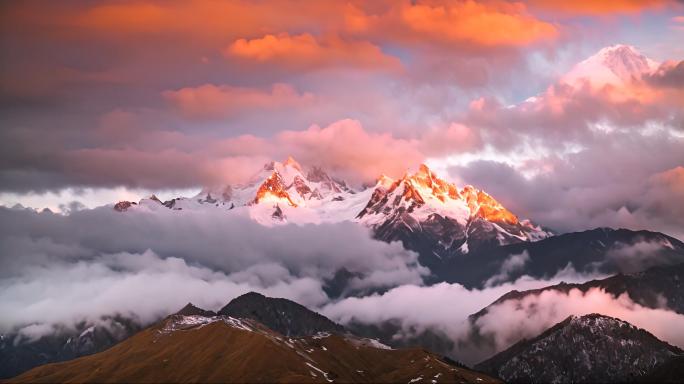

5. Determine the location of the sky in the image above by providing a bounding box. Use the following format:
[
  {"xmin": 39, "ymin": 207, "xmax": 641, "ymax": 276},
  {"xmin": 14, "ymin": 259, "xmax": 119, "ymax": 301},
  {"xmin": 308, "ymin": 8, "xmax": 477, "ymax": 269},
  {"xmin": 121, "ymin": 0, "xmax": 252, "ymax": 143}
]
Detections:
[
  {"xmin": 1, "ymin": 0, "xmax": 683, "ymax": 236},
  {"xmin": 2, "ymin": 1, "xmax": 684, "ymax": 366}
]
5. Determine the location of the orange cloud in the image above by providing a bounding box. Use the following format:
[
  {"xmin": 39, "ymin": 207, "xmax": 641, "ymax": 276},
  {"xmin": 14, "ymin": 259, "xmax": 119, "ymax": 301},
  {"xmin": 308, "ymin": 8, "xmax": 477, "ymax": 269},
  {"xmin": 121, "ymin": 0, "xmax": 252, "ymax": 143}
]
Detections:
[
  {"xmin": 226, "ymin": 33, "xmax": 400, "ymax": 70},
  {"xmin": 399, "ymin": 1, "xmax": 558, "ymax": 46},
  {"xmin": 62, "ymin": 148, "xmax": 266, "ymax": 189},
  {"xmin": 70, "ymin": 1, "xmax": 343, "ymax": 38},
  {"xmin": 527, "ymin": 0, "xmax": 672, "ymax": 15},
  {"xmin": 77, "ymin": 2, "xmax": 169, "ymax": 33},
  {"xmin": 652, "ymin": 166, "xmax": 684, "ymax": 190},
  {"xmin": 163, "ymin": 83, "xmax": 315, "ymax": 118},
  {"xmin": 7, "ymin": 1, "xmax": 559, "ymax": 50},
  {"xmin": 3, "ymin": 0, "xmax": 562, "ymax": 84}
]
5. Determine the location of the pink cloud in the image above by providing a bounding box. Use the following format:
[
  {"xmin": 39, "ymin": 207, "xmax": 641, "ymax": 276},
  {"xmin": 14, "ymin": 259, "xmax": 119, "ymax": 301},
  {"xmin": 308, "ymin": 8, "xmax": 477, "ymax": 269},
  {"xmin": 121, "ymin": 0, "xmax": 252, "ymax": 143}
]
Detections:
[
  {"xmin": 17, "ymin": 115, "xmax": 485, "ymax": 192},
  {"xmin": 275, "ymin": 119, "xmax": 423, "ymax": 183},
  {"xmin": 463, "ymin": 53, "xmax": 684, "ymax": 150},
  {"xmin": 419, "ymin": 123, "xmax": 483, "ymax": 157},
  {"xmin": 61, "ymin": 148, "xmax": 267, "ymax": 189},
  {"xmin": 206, "ymin": 118, "xmax": 484, "ymax": 185},
  {"xmin": 163, "ymin": 83, "xmax": 315, "ymax": 118},
  {"xmin": 269, "ymin": 119, "xmax": 483, "ymax": 183}
]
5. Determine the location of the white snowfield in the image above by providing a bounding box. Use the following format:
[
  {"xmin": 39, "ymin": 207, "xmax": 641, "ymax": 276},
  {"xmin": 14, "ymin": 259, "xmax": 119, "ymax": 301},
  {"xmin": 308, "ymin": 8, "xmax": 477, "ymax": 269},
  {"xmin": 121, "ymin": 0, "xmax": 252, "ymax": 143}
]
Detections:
[
  {"xmin": 161, "ymin": 315, "xmax": 394, "ymax": 351},
  {"xmin": 159, "ymin": 315, "xmax": 254, "ymax": 334}
]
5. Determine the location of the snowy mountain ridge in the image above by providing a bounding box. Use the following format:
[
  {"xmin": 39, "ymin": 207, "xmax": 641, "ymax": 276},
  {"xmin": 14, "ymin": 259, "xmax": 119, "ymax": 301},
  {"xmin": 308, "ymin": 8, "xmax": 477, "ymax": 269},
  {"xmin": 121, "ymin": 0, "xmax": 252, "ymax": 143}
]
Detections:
[{"xmin": 113, "ymin": 157, "xmax": 551, "ymax": 254}]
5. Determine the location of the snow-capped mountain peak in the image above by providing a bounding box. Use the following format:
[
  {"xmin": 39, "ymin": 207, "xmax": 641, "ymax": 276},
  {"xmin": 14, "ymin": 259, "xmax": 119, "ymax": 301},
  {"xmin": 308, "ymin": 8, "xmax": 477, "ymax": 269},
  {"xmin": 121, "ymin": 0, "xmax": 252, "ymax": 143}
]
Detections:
[
  {"xmin": 112, "ymin": 159, "xmax": 550, "ymax": 260},
  {"xmin": 184, "ymin": 157, "xmax": 351, "ymax": 211},
  {"xmin": 562, "ymin": 44, "xmax": 659, "ymax": 88},
  {"xmin": 357, "ymin": 164, "xmax": 550, "ymax": 260},
  {"xmin": 249, "ymin": 157, "xmax": 351, "ymax": 207},
  {"xmin": 359, "ymin": 163, "xmax": 520, "ymax": 227}
]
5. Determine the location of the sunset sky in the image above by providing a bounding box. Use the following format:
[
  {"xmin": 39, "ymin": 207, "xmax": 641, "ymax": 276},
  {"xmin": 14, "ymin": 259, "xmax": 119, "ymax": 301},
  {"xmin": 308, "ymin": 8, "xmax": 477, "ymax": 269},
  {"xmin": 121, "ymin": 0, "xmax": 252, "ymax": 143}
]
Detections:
[{"xmin": 1, "ymin": 0, "xmax": 683, "ymax": 238}]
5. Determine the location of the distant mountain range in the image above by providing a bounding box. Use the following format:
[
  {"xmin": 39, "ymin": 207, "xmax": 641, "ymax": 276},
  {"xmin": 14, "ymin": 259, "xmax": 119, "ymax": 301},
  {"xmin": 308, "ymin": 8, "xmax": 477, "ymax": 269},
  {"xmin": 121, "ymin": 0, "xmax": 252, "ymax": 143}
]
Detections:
[
  {"xmin": 471, "ymin": 262, "xmax": 684, "ymax": 322},
  {"xmin": 445, "ymin": 262, "xmax": 684, "ymax": 378},
  {"xmin": 8, "ymin": 293, "xmax": 500, "ymax": 384},
  {"xmin": 437, "ymin": 227, "xmax": 684, "ymax": 287},
  {"xmin": 346, "ymin": 261, "xmax": 684, "ymax": 371},
  {"xmin": 0, "ymin": 316, "xmax": 142, "ymax": 379}
]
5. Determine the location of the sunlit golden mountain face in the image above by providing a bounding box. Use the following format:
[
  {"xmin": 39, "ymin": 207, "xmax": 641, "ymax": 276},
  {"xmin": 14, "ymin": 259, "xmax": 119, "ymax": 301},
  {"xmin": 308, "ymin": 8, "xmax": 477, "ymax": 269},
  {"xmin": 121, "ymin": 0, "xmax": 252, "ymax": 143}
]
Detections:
[
  {"xmin": 2, "ymin": 2, "xmax": 684, "ymax": 383},
  {"xmin": 389, "ymin": 164, "xmax": 520, "ymax": 226},
  {"xmin": 254, "ymin": 172, "xmax": 299, "ymax": 207}
]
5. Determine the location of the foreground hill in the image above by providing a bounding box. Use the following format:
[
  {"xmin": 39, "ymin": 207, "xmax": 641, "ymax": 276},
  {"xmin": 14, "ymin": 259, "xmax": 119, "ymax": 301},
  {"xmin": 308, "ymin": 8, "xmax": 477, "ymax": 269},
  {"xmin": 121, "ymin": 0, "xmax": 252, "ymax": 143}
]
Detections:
[
  {"xmin": 475, "ymin": 314, "xmax": 683, "ymax": 383},
  {"xmin": 10, "ymin": 294, "xmax": 500, "ymax": 384}
]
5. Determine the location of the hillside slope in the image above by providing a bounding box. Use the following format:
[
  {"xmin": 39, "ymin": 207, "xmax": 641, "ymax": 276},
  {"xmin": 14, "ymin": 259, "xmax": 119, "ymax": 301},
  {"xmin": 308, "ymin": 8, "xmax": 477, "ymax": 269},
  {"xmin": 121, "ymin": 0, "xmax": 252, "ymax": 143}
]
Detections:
[{"xmin": 10, "ymin": 313, "xmax": 500, "ymax": 384}]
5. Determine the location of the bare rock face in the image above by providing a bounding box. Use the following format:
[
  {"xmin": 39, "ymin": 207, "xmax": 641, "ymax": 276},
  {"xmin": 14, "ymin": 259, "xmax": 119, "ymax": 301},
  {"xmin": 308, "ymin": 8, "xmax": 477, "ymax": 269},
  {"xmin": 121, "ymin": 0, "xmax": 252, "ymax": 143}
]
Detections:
[
  {"xmin": 291, "ymin": 175, "xmax": 313, "ymax": 197},
  {"xmin": 174, "ymin": 303, "xmax": 216, "ymax": 317},
  {"xmin": 271, "ymin": 204, "xmax": 286, "ymax": 221},
  {"xmin": 113, "ymin": 201, "xmax": 135, "ymax": 212}
]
